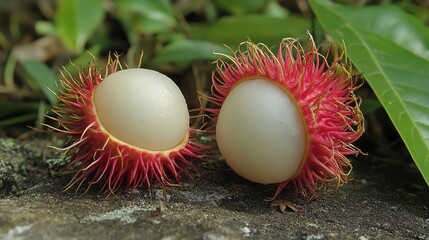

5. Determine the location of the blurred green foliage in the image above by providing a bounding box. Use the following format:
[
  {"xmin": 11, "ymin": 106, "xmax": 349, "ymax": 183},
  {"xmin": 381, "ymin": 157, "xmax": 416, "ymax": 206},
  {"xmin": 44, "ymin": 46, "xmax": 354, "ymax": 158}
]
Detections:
[{"xmin": 55, "ymin": 0, "xmax": 105, "ymax": 53}]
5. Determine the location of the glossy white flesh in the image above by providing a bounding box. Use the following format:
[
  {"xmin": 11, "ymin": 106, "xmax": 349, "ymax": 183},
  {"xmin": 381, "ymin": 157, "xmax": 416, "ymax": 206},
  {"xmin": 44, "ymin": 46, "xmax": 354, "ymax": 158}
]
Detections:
[
  {"xmin": 216, "ymin": 79, "xmax": 306, "ymax": 184},
  {"xmin": 93, "ymin": 68, "xmax": 189, "ymax": 151}
]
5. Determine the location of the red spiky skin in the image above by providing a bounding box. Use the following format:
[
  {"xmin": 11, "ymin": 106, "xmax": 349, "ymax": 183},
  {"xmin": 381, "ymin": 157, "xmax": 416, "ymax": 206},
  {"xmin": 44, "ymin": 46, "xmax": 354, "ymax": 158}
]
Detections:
[
  {"xmin": 47, "ymin": 58, "xmax": 204, "ymax": 194},
  {"xmin": 205, "ymin": 35, "xmax": 364, "ymax": 198}
]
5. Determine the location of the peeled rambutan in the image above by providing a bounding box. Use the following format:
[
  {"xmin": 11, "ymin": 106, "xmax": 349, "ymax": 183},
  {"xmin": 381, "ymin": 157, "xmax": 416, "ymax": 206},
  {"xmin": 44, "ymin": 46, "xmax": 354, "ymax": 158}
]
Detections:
[
  {"xmin": 205, "ymin": 34, "xmax": 364, "ymax": 198},
  {"xmin": 46, "ymin": 56, "xmax": 203, "ymax": 193}
]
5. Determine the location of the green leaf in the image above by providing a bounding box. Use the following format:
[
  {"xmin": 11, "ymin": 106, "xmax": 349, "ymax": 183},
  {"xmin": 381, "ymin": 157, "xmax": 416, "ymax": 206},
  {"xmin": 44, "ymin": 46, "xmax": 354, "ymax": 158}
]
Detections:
[
  {"xmin": 309, "ymin": 0, "xmax": 429, "ymax": 184},
  {"xmin": 22, "ymin": 60, "xmax": 58, "ymax": 105},
  {"xmin": 151, "ymin": 39, "xmax": 229, "ymax": 68},
  {"xmin": 0, "ymin": 113, "xmax": 39, "ymax": 127},
  {"xmin": 263, "ymin": 0, "xmax": 289, "ymax": 18},
  {"xmin": 190, "ymin": 14, "xmax": 310, "ymax": 47},
  {"xmin": 0, "ymin": 101, "xmax": 40, "ymax": 119},
  {"xmin": 35, "ymin": 21, "xmax": 56, "ymax": 36},
  {"xmin": 217, "ymin": 0, "xmax": 266, "ymax": 14},
  {"xmin": 0, "ymin": 101, "xmax": 40, "ymax": 127},
  {"xmin": 114, "ymin": 0, "xmax": 176, "ymax": 34},
  {"xmin": 55, "ymin": 0, "xmax": 105, "ymax": 53}
]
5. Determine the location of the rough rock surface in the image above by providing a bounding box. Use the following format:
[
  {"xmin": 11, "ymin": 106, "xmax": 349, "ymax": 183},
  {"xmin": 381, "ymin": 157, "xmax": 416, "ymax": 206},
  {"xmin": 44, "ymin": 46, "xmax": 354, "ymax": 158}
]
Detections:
[{"xmin": 0, "ymin": 136, "xmax": 428, "ymax": 239}]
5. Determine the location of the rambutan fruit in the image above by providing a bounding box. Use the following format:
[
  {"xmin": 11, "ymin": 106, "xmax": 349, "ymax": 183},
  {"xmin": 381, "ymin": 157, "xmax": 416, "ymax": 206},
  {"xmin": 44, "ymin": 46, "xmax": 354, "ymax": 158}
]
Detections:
[
  {"xmin": 205, "ymin": 34, "xmax": 364, "ymax": 198},
  {"xmin": 46, "ymin": 56, "xmax": 203, "ymax": 193}
]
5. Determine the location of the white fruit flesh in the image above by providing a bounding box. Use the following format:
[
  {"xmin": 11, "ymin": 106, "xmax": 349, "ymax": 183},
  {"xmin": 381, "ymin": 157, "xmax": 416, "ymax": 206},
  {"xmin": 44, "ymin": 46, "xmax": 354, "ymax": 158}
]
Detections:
[
  {"xmin": 93, "ymin": 68, "xmax": 189, "ymax": 151},
  {"xmin": 216, "ymin": 79, "xmax": 306, "ymax": 184}
]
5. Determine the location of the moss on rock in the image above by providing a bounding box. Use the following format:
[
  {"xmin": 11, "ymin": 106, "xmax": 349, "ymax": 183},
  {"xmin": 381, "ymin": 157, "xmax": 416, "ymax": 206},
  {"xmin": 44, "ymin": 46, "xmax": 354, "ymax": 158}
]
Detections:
[{"xmin": 0, "ymin": 137, "xmax": 51, "ymax": 196}]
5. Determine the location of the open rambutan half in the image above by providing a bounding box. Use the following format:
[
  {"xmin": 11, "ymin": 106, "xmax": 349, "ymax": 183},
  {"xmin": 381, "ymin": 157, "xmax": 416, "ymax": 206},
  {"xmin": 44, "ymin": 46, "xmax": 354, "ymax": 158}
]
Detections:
[
  {"xmin": 205, "ymin": 33, "xmax": 364, "ymax": 199},
  {"xmin": 46, "ymin": 56, "xmax": 204, "ymax": 194}
]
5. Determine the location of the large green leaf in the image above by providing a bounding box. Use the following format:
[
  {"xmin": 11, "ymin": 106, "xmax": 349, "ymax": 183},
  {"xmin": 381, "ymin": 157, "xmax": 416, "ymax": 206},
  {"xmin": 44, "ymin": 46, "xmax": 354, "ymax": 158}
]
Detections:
[
  {"xmin": 309, "ymin": 0, "xmax": 429, "ymax": 184},
  {"xmin": 190, "ymin": 14, "xmax": 309, "ymax": 47},
  {"xmin": 55, "ymin": 0, "xmax": 105, "ymax": 53}
]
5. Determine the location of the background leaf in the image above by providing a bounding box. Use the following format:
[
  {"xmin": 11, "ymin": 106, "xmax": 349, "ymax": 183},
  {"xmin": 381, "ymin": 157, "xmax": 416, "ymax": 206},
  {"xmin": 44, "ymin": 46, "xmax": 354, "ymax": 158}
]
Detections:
[
  {"xmin": 151, "ymin": 39, "xmax": 229, "ymax": 68},
  {"xmin": 217, "ymin": 0, "xmax": 266, "ymax": 14},
  {"xmin": 309, "ymin": 0, "xmax": 429, "ymax": 184},
  {"xmin": 0, "ymin": 101, "xmax": 40, "ymax": 119},
  {"xmin": 55, "ymin": 0, "xmax": 105, "ymax": 52},
  {"xmin": 190, "ymin": 14, "xmax": 309, "ymax": 47},
  {"xmin": 0, "ymin": 101, "xmax": 40, "ymax": 127},
  {"xmin": 22, "ymin": 60, "xmax": 58, "ymax": 104},
  {"xmin": 114, "ymin": 0, "xmax": 176, "ymax": 34}
]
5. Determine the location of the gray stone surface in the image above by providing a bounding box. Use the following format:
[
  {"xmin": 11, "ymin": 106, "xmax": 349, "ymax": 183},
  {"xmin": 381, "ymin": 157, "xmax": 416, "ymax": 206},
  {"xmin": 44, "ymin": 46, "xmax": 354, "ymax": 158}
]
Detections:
[{"xmin": 0, "ymin": 136, "xmax": 428, "ymax": 239}]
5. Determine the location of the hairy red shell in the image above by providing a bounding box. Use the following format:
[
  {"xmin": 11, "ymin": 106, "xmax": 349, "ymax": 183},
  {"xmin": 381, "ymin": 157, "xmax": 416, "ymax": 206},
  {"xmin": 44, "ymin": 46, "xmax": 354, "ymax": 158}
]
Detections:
[
  {"xmin": 205, "ymin": 34, "xmax": 364, "ymax": 198},
  {"xmin": 47, "ymin": 57, "xmax": 204, "ymax": 194}
]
